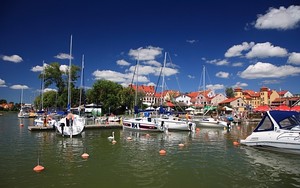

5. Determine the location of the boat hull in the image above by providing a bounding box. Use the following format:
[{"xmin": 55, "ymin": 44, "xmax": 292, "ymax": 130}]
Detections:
[
  {"xmin": 198, "ymin": 118, "xmax": 228, "ymax": 128},
  {"xmin": 55, "ymin": 115, "xmax": 85, "ymax": 137},
  {"xmin": 122, "ymin": 118, "xmax": 164, "ymax": 132}
]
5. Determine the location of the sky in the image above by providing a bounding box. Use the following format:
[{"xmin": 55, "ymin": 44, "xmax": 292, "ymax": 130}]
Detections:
[{"xmin": 1, "ymin": 0, "xmax": 300, "ymax": 104}]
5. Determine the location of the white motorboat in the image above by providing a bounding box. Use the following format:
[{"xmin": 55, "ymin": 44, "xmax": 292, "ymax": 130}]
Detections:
[
  {"xmin": 157, "ymin": 115, "xmax": 196, "ymax": 132},
  {"xmin": 56, "ymin": 113, "xmax": 85, "ymax": 137},
  {"xmin": 122, "ymin": 117, "xmax": 165, "ymax": 132},
  {"xmin": 198, "ymin": 117, "xmax": 229, "ymax": 128},
  {"xmin": 34, "ymin": 115, "xmax": 56, "ymax": 128},
  {"xmin": 240, "ymin": 110, "xmax": 300, "ymax": 153}
]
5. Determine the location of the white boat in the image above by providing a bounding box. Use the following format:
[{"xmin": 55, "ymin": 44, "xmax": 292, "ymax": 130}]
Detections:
[
  {"xmin": 55, "ymin": 35, "xmax": 85, "ymax": 137},
  {"xmin": 34, "ymin": 115, "xmax": 56, "ymax": 128},
  {"xmin": 157, "ymin": 115, "xmax": 196, "ymax": 132},
  {"xmin": 56, "ymin": 113, "xmax": 85, "ymax": 137},
  {"xmin": 240, "ymin": 110, "xmax": 300, "ymax": 153},
  {"xmin": 198, "ymin": 117, "xmax": 228, "ymax": 128},
  {"xmin": 122, "ymin": 117, "xmax": 165, "ymax": 132},
  {"xmin": 196, "ymin": 66, "xmax": 229, "ymax": 128}
]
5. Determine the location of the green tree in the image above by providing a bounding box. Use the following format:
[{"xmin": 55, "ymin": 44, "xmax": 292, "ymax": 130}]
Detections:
[
  {"xmin": 88, "ymin": 80, "xmax": 123, "ymax": 114},
  {"xmin": 36, "ymin": 62, "xmax": 81, "ymax": 109},
  {"xmin": 225, "ymin": 87, "xmax": 235, "ymax": 98}
]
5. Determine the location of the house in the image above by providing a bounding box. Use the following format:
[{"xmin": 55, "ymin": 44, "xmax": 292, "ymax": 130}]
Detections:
[
  {"xmin": 175, "ymin": 94, "xmax": 192, "ymax": 106},
  {"xmin": 219, "ymin": 97, "xmax": 246, "ymax": 112}
]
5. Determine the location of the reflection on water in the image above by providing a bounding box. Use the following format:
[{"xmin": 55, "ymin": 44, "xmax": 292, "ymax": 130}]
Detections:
[{"xmin": 1, "ymin": 113, "xmax": 300, "ymax": 187}]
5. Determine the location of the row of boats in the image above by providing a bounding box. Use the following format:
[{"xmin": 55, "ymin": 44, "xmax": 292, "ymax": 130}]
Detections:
[
  {"xmin": 24, "ymin": 109, "xmax": 300, "ymax": 154},
  {"xmin": 27, "ymin": 110, "xmax": 231, "ymax": 137}
]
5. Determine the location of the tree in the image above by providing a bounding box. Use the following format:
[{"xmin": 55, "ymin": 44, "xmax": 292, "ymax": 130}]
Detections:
[
  {"xmin": 225, "ymin": 87, "xmax": 235, "ymax": 98},
  {"xmin": 37, "ymin": 62, "xmax": 81, "ymax": 109},
  {"xmin": 87, "ymin": 80, "xmax": 124, "ymax": 114}
]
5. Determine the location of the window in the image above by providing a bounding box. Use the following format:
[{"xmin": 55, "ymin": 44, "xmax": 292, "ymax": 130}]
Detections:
[
  {"xmin": 280, "ymin": 117, "xmax": 300, "ymax": 129},
  {"xmin": 256, "ymin": 116, "xmax": 273, "ymax": 131}
]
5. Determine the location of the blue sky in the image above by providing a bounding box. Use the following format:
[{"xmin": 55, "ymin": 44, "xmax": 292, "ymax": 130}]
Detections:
[{"xmin": 1, "ymin": 0, "xmax": 300, "ymax": 103}]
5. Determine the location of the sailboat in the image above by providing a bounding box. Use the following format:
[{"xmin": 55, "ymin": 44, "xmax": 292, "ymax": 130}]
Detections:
[
  {"xmin": 122, "ymin": 49, "xmax": 164, "ymax": 132},
  {"xmin": 34, "ymin": 62, "xmax": 56, "ymax": 128},
  {"xmin": 155, "ymin": 52, "xmax": 196, "ymax": 132},
  {"xmin": 55, "ymin": 35, "xmax": 85, "ymax": 137},
  {"xmin": 18, "ymin": 88, "xmax": 30, "ymax": 118},
  {"xmin": 197, "ymin": 65, "xmax": 229, "ymax": 128}
]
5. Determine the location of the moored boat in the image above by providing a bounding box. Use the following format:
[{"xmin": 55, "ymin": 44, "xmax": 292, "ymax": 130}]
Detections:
[
  {"xmin": 122, "ymin": 116, "xmax": 165, "ymax": 132},
  {"xmin": 240, "ymin": 110, "xmax": 300, "ymax": 154}
]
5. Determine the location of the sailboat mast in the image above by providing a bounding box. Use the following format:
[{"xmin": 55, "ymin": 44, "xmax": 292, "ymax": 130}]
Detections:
[
  {"xmin": 79, "ymin": 54, "xmax": 84, "ymax": 115},
  {"xmin": 134, "ymin": 51, "xmax": 140, "ymax": 107},
  {"xmin": 41, "ymin": 61, "xmax": 45, "ymax": 111},
  {"xmin": 161, "ymin": 52, "xmax": 167, "ymax": 105},
  {"xmin": 67, "ymin": 35, "xmax": 73, "ymax": 110}
]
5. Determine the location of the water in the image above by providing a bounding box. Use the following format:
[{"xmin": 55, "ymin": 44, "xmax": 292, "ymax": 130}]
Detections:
[{"xmin": 1, "ymin": 112, "xmax": 300, "ymax": 188}]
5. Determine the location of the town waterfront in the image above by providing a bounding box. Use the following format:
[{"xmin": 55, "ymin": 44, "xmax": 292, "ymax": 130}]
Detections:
[{"xmin": 1, "ymin": 112, "xmax": 300, "ymax": 188}]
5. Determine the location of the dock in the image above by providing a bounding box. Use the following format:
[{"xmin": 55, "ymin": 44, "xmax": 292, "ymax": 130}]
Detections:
[{"xmin": 28, "ymin": 122, "xmax": 123, "ymax": 131}]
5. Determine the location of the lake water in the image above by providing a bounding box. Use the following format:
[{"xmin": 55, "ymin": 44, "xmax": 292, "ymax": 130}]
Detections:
[{"xmin": 1, "ymin": 112, "xmax": 300, "ymax": 188}]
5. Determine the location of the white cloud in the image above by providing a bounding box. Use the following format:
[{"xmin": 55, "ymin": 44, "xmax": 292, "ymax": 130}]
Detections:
[
  {"xmin": 144, "ymin": 60, "xmax": 161, "ymax": 67},
  {"xmin": 205, "ymin": 59, "xmax": 229, "ymax": 66},
  {"xmin": 10, "ymin": 85, "xmax": 29, "ymax": 90},
  {"xmin": 262, "ymin": 80, "xmax": 281, "ymax": 85},
  {"xmin": 128, "ymin": 46, "xmax": 163, "ymax": 61},
  {"xmin": 44, "ymin": 88, "xmax": 57, "ymax": 92},
  {"xmin": 186, "ymin": 39, "xmax": 198, "ymax": 44},
  {"xmin": 246, "ymin": 42, "xmax": 288, "ymax": 58},
  {"xmin": 233, "ymin": 82, "xmax": 248, "ymax": 88},
  {"xmin": 239, "ymin": 62, "xmax": 300, "ymax": 79},
  {"xmin": 215, "ymin": 59, "xmax": 230, "ymax": 66},
  {"xmin": 116, "ymin": 59, "xmax": 130, "ymax": 66},
  {"xmin": 225, "ymin": 42, "xmax": 255, "ymax": 57},
  {"xmin": 232, "ymin": 62, "xmax": 243, "ymax": 67},
  {"xmin": 1, "ymin": 55, "xmax": 23, "ymax": 63},
  {"xmin": 0, "ymin": 78, "xmax": 7, "ymax": 87},
  {"xmin": 255, "ymin": 5, "xmax": 300, "ymax": 30},
  {"xmin": 288, "ymin": 52, "xmax": 300, "ymax": 65},
  {"xmin": 54, "ymin": 53, "xmax": 73, "ymax": 60},
  {"xmin": 31, "ymin": 63, "xmax": 49, "ymax": 72},
  {"xmin": 60, "ymin": 65, "xmax": 69, "ymax": 73},
  {"xmin": 216, "ymin": 71, "xmax": 229, "ymax": 78},
  {"xmin": 206, "ymin": 84, "xmax": 224, "ymax": 91},
  {"xmin": 188, "ymin": 75, "xmax": 195, "ymax": 79}
]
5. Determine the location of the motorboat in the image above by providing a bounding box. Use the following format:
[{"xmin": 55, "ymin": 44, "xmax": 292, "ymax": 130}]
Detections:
[
  {"xmin": 122, "ymin": 116, "xmax": 165, "ymax": 132},
  {"xmin": 34, "ymin": 115, "xmax": 56, "ymax": 128},
  {"xmin": 156, "ymin": 115, "xmax": 196, "ymax": 132},
  {"xmin": 240, "ymin": 110, "xmax": 300, "ymax": 153},
  {"xmin": 55, "ymin": 113, "xmax": 85, "ymax": 137},
  {"xmin": 198, "ymin": 117, "xmax": 229, "ymax": 128}
]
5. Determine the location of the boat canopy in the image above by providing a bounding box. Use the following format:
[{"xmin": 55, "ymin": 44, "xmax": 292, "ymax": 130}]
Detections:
[{"xmin": 254, "ymin": 110, "xmax": 300, "ymax": 132}]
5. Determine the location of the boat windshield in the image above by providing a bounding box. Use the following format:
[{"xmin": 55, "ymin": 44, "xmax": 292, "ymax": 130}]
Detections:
[
  {"xmin": 279, "ymin": 115, "xmax": 300, "ymax": 130},
  {"xmin": 255, "ymin": 116, "xmax": 273, "ymax": 132}
]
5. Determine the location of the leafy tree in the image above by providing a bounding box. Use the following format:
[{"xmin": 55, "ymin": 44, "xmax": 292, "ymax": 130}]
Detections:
[
  {"xmin": 87, "ymin": 80, "xmax": 123, "ymax": 114},
  {"xmin": 36, "ymin": 62, "xmax": 81, "ymax": 109},
  {"xmin": 225, "ymin": 87, "xmax": 235, "ymax": 98},
  {"xmin": 0, "ymin": 99, "xmax": 7, "ymax": 104}
]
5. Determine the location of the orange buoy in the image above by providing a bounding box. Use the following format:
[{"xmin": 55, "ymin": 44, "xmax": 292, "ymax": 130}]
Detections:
[
  {"xmin": 33, "ymin": 165, "xmax": 45, "ymax": 172},
  {"xmin": 196, "ymin": 128, "xmax": 200, "ymax": 132},
  {"xmin": 237, "ymin": 126, "xmax": 241, "ymax": 130},
  {"xmin": 159, "ymin": 149, "xmax": 166, "ymax": 155},
  {"xmin": 178, "ymin": 143, "xmax": 184, "ymax": 147},
  {"xmin": 81, "ymin": 153, "xmax": 89, "ymax": 159},
  {"xmin": 233, "ymin": 141, "xmax": 239, "ymax": 146},
  {"xmin": 19, "ymin": 123, "xmax": 24, "ymax": 127},
  {"xmin": 145, "ymin": 134, "xmax": 150, "ymax": 137},
  {"xmin": 112, "ymin": 140, "xmax": 117, "ymax": 144}
]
